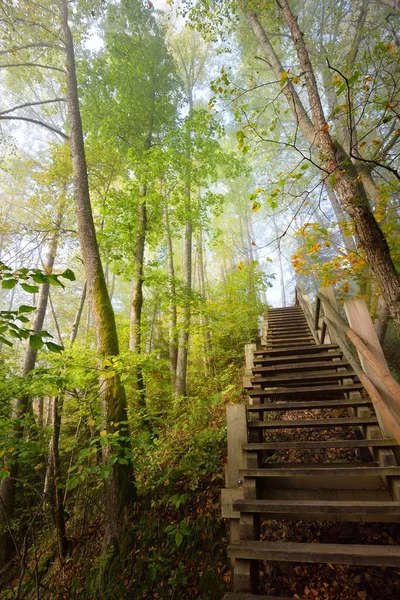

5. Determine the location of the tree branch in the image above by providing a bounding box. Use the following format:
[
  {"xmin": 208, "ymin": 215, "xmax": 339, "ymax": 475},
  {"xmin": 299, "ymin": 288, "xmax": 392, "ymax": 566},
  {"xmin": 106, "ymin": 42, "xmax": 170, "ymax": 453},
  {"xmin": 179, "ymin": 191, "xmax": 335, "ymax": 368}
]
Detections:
[
  {"xmin": 246, "ymin": 9, "xmax": 317, "ymax": 146},
  {"xmin": 0, "ymin": 43, "xmax": 64, "ymax": 55},
  {"xmin": 0, "ymin": 62, "xmax": 64, "ymax": 73},
  {"xmin": 0, "ymin": 116, "xmax": 68, "ymax": 139},
  {"xmin": 0, "ymin": 98, "xmax": 65, "ymax": 116}
]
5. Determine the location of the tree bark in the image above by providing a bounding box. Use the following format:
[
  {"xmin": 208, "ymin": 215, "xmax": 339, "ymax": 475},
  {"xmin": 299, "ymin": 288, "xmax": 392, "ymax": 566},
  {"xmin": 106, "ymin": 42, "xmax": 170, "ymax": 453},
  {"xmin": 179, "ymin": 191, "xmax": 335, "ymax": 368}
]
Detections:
[
  {"xmin": 70, "ymin": 282, "xmax": 87, "ymax": 345},
  {"xmin": 374, "ymin": 294, "xmax": 391, "ymax": 345},
  {"xmin": 61, "ymin": 0, "xmax": 134, "ymax": 554},
  {"xmin": 246, "ymin": 3, "xmax": 400, "ymax": 330},
  {"xmin": 164, "ymin": 202, "xmax": 178, "ymax": 386}
]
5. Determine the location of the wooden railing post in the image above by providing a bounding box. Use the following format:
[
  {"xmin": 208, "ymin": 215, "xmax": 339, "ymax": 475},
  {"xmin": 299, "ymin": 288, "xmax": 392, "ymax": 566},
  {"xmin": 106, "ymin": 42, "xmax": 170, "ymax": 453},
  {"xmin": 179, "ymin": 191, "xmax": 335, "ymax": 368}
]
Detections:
[
  {"xmin": 344, "ymin": 298, "xmax": 399, "ymax": 433},
  {"xmin": 221, "ymin": 404, "xmax": 247, "ymax": 574}
]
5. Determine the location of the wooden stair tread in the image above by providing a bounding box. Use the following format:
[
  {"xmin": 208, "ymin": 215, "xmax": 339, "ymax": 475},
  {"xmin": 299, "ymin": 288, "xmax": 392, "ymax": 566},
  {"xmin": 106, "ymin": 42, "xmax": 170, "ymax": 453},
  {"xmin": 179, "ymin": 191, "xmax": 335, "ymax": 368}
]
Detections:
[
  {"xmin": 239, "ymin": 466, "xmax": 400, "ymax": 477},
  {"xmin": 233, "ymin": 499, "xmax": 400, "ymax": 515},
  {"xmin": 247, "ymin": 416, "xmax": 378, "ymax": 428},
  {"xmin": 251, "ymin": 371, "xmax": 356, "ymax": 384},
  {"xmin": 228, "ymin": 540, "xmax": 400, "ymax": 567},
  {"xmin": 247, "ymin": 398, "xmax": 371, "ymax": 411},
  {"xmin": 253, "ymin": 344, "xmax": 339, "ymax": 356},
  {"xmin": 248, "ymin": 383, "xmax": 364, "ymax": 396},
  {"xmin": 242, "ymin": 439, "xmax": 396, "ymax": 450},
  {"xmin": 254, "ymin": 352, "xmax": 343, "ymax": 365},
  {"xmin": 252, "ymin": 360, "xmax": 350, "ymax": 373}
]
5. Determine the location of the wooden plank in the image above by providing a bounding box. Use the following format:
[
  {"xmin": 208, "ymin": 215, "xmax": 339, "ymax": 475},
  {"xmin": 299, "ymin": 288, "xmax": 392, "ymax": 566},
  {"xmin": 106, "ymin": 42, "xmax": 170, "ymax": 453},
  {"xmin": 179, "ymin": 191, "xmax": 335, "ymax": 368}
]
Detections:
[
  {"xmin": 253, "ymin": 352, "xmax": 343, "ymax": 365},
  {"xmin": 345, "ymin": 298, "xmax": 400, "ymax": 434},
  {"xmin": 228, "ymin": 540, "xmax": 400, "ymax": 567},
  {"xmin": 233, "ymin": 499, "xmax": 400, "ymax": 520},
  {"xmin": 250, "ymin": 371, "xmax": 356, "ymax": 384},
  {"xmin": 248, "ymin": 383, "xmax": 364, "ymax": 397},
  {"xmin": 252, "ymin": 360, "xmax": 350, "ymax": 373},
  {"xmin": 226, "ymin": 405, "xmax": 247, "ymax": 487},
  {"xmin": 254, "ymin": 344, "xmax": 339, "ymax": 356},
  {"xmin": 242, "ymin": 438, "xmax": 396, "ymax": 450},
  {"xmin": 246, "ymin": 398, "xmax": 372, "ymax": 411},
  {"xmin": 239, "ymin": 466, "xmax": 400, "ymax": 477},
  {"xmin": 247, "ymin": 416, "xmax": 378, "ymax": 428}
]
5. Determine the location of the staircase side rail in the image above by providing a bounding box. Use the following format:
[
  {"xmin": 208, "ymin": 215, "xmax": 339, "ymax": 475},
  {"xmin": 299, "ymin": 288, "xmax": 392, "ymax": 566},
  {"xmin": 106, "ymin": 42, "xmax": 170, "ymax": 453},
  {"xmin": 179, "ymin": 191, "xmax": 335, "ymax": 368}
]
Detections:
[
  {"xmin": 295, "ymin": 285, "xmax": 400, "ymax": 445},
  {"xmin": 295, "ymin": 286, "xmax": 320, "ymax": 344}
]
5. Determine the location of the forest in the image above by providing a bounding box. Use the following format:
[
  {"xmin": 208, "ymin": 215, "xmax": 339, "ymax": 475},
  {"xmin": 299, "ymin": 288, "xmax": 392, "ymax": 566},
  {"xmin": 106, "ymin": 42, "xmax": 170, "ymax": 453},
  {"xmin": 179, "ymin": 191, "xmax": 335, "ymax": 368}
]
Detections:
[{"xmin": 0, "ymin": 0, "xmax": 399, "ymax": 598}]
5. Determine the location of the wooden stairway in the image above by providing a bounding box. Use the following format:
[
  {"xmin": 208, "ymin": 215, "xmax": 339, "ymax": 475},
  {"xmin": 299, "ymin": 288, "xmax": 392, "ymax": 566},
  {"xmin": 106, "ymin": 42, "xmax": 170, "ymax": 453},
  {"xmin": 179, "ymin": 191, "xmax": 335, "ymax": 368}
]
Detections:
[{"xmin": 222, "ymin": 305, "xmax": 400, "ymax": 599}]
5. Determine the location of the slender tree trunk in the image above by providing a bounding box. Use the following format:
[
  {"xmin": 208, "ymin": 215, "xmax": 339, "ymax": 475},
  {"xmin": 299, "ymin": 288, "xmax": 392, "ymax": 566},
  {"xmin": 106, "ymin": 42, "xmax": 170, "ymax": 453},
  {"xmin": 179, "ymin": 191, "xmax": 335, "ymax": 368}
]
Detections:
[
  {"xmin": 272, "ymin": 214, "xmax": 286, "ymax": 307},
  {"xmin": 175, "ymin": 204, "xmax": 192, "ymax": 396},
  {"xmin": 70, "ymin": 282, "xmax": 87, "ymax": 344},
  {"xmin": 61, "ymin": 0, "xmax": 134, "ymax": 554},
  {"xmin": 175, "ymin": 106, "xmax": 193, "ymax": 396},
  {"xmin": 164, "ymin": 203, "xmax": 178, "ymax": 386},
  {"xmin": 246, "ymin": 3, "xmax": 400, "ymax": 330}
]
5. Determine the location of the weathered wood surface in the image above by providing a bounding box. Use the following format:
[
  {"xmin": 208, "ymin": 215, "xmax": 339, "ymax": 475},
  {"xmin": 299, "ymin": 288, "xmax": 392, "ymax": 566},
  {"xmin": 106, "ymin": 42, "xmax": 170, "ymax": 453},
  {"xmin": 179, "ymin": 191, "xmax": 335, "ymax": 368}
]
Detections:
[
  {"xmin": 242, "ymin": 438, "xmax": 396, "ymax": 450},
  {"xmin": 228, "ymin": 541, "xmax": 400, "ymax": 567}
]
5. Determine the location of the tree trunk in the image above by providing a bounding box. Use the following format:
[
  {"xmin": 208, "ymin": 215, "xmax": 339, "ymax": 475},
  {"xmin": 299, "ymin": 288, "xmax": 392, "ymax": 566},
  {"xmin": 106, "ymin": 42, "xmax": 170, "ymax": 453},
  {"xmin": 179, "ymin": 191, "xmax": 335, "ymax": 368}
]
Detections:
[
  {"xmin": 175, "ymin": 204, "xmax": 192, "ymax": 396},
  {"xmin": 70, "ymin": 282, "xmax": 87, "ymax": 345},
  {"xmin": 246, "ymin": 3, "xmax": 400, "ymax": 330},
  {"xmin": 375, "ymin": 295, "xmax": 391, "ymax": 345},
  {"xmin": 164, "ymin": 203, "xmax": 178, "ymax": 386},
  {"xmin": 61, "ymin": 0, "xmax": 134, "ymax": 554}
]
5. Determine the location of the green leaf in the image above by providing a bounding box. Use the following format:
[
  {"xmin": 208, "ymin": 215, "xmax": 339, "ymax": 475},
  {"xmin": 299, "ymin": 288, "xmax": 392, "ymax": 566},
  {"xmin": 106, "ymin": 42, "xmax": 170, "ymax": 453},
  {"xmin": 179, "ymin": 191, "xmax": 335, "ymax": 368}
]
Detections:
[
  {"xmin": 0, "ymin": 336, "xmax": 13, "ymax": 347},
  {"xmin": 31, "ymin": 273, "xmax": 47, "ymax": 284},
  {"xmin": 61, "ymin": 268, "xmax": 76, "ymax": 281},
  {"xmin": 18, "ymin": 305, "xmax": 36, "ymax": 314},
  {"xmin": 47, "ymin": 274, "xmax": 64, "ymax": 287},
  {"xmin": 1, "ymin": 279, "xmax": 18, "ymax": 290},
  {"xmin": 29, "ymin": 334, "xmax": 44, "ymax": 350},
  {"xmin": 16, "ymin": 315, "xmax": 30, "ymax": 324},
  {"xmin": 66, "ymin": 478, "xmax": 79, "ymax": 491},
  {"xmin": 46, "ymin": 341, "xmax": 64, "ymax": 354},
  {"xmin": 21, "ymin": 283, "xmax": 39, "ymax": 294},
  {"xmin": 175, "ymin": 533, "xmax": 183, "ymax": 547}
]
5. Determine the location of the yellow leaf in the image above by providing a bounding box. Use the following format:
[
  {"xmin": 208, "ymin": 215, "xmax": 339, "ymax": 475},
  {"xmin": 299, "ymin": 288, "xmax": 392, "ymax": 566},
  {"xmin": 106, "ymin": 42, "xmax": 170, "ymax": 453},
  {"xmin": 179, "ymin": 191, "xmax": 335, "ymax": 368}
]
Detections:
[
  {"xmin": 100, "ymin": 431, "xmax": 107, "ymax": 438},
  {"xmin": 372, "ymin": 139, "xmax": 381, "ymax": 145},
  {"xmin": 89, "ymin": 419, "xmax": 95, "ymax": 427},
  {"xmin": 292, "ymin": 75, "xmax": 300, "ymax": 84},
  {"xmin": 363, "ymin": 84, "xmax": 370, "ymax": 92},
  {"xmin": 237, "ymin": 262, "xmax": 244, "ymax": 270},
  {"xmin": 280, "ymin": 70, "xmax": 289, "ymax": 85},
  {"xmin": 252, "ymin": 201, "xmax": 261, "ymax": 212}
]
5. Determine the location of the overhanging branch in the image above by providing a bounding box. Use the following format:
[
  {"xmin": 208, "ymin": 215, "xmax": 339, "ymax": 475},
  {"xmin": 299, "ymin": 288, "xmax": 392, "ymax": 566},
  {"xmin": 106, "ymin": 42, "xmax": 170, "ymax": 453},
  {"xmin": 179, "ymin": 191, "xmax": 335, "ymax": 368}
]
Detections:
[
  {"xmin": 0, "ymin": 116, "xmax": 68, "ymax": 139},
  {"xmin": 0, "ymin": 98, "xmax": 65, "ymax": 116}
]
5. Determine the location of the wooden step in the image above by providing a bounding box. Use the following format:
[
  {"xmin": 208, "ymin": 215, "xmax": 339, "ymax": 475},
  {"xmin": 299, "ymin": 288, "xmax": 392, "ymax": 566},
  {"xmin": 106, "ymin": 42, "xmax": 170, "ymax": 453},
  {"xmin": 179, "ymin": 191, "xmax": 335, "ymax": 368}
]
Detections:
[
  {"xmin": 242, "ymin": 438, "xmax": 396, "ymax": 450},
  {"xmin": 254, "ymin": 344, "xmax": 339, "ymax": 357},
  {"xmin": 251, "ymin": 371, "xmax": 356, "ymax": 385},
  {"xmin": 247, "ymin": 416, "xmax": 378, "ymax": 429},
  {"xmin": 265, "ymin": 341, "xmax": 316, "ymax": 348},
  {"xmin": 267, "ymin": 330, "xmax": 311, "ymax": 336},
  {"xmin": 246, "ymin": 398, "xmax": 372, "ymax": 412},
  {"xmin": 228, "ymin": 540, "xmax": 400, "ymax": 567},
  {"xmin": 233, "ymin": 499, "xmax": 400, "ymax": 522},
  {"xmin": 248, "ymin": 383, "xmax": 364, "ymax": 397},
  {"xmin": 253, "ymin": 351, "xmax": 344, "ymax": 366},
  {"xmin": 252, "ymin": 360, "xmax": 350, "ymax": 373},
  {"xmin": 266, "ymin": 337, "xmax": 315, "ymax": 344},
  {"xmin": 239, "ymin": 466, "xmax": 400, "ymax": 478}
]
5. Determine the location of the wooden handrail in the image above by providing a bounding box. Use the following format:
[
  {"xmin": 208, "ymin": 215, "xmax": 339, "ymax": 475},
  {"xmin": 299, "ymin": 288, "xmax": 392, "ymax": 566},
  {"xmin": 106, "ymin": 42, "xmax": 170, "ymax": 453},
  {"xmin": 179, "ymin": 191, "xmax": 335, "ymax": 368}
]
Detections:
[{"xmin": 296, "ymin": 285, "xmax": 400, "ymax": 444}]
